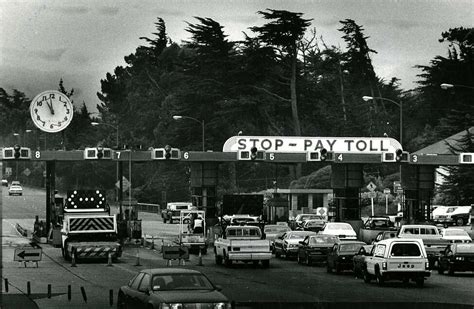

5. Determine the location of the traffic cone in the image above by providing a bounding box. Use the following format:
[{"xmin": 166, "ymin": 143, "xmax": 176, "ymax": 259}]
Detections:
[
  {"xmin": 71, "ymin": 250, "xmax": 77, "ymax": 267},
  {"xmin": 107, "ymin": 252, "xmax": 113, "ymax": 267},
  {"xmin": 197, "ymin": 249, "xmax": 203, "ymax": 266}
]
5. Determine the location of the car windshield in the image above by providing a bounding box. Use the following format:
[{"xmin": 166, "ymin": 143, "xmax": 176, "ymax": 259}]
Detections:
[
  {"xmin": 455, "ymin": 244, "xmax": 474, "ymax": 253},
  {"xmin": 339, "ymin": 243, "xmax": 363, "ymax": 252},
  {"xmin": 390, "ymin": 243, "xmax": 422, "ymax": 257},
  {"xmin": 309, "ymin": 236, "xmax": 337, "ymax": 245},
  {"xmin": 152, "ymin": 274, "xmax": 214, "ymax": 291},
  {"xmin": 264, "ymin": 226, "xmax": 289, "ymax": 233},
  {"xmin": 327, "ymin": 224, "xmax": 352, "ymax": 230},
  {"xmin": 445, "ymin": 230, "xmax": 469, "ymax": 236}
]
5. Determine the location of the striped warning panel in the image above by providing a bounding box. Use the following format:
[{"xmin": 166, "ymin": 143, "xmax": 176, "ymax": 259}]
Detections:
[
  {"xmin": 70, "ymin": 217, "xmax": 114, "ymax": 231},
  {"xmin": 75, "ymin": 246, "xmax": 117, "ymax": 258}
]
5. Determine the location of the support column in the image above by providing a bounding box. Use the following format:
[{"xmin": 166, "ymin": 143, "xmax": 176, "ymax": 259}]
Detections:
[
  {"xmin": 190, "ymin": 162, "xmax": 218, "ymax": 225},
  {"xmin": 45, "ymin": 161, "xmax": 55, "ymax": 236},
  {"xmin": 401, "ymin": 165, "xmax": 435, "ymax": 224}
]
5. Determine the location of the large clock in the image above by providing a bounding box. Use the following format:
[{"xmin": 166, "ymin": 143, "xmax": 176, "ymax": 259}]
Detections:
[{"xmin": 30, "ymin": 90, "xmax": 74, "ymax": 133}]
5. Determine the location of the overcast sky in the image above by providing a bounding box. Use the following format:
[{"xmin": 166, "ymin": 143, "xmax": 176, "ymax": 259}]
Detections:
[{"xmin": 1, "ymin": 0, "xmax": 473, "ymax": 113}]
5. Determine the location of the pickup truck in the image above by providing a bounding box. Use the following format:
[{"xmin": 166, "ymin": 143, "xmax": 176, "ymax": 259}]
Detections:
[
  {"xmin": 398, "ymin": 224, "xmax": 450, "ymax": 268},
  {"xmin": 364, "ymin": 238, "xmax": 431, "ymax": 287},
  {"xmin": 358, "ymin": 216, "xmax": 397, "ymax": 244},
  {"xmin": 214, "ymin": 225, "xmax": 272, "ymax": 268}
]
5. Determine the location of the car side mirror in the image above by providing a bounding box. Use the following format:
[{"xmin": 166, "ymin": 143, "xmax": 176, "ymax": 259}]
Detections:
[{"xmin": 214, "ymin": 285, "xmax": 222, "ymax": 291}]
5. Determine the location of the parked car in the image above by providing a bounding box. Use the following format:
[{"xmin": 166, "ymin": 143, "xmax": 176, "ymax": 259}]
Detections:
[
  {"xmin": 353, "ymin": 245, "xmax": 374, "ymax": 278},
  {"xmin": 264, "ymin": 224, "xmax": 291, "ymax": 249},
  {"xmin": 273, "ymin": 231, "xmax": 317, "ymax": 259},
  {"xmin": 372, "ymin": 230, "xmax": 398, "ymax": 244},
  {"xmin": 8, "ymin": 184, "xmax": 23, "ymax": 196},
  {"xmin": 364, "ymin": 238, "xmax": 431, "ymax": 287},
  {"xmin": 326, "ymin": 240, "xmax": 366, "ymax": 274},
  {"xmin": 440, "ymin": 228, "xmax": 472, "ymax": 243},
  {"xmin": 117, "ymin": 268, "xmax": 230, "ymax": 309},
  {"xmin": 438, "ymin": 243, "xmax": 474, "ymax": 275},
  {"xmin": 297, "ymin": 234, "xmax": 339, "ymax": 265},
  {"xmin": 320, "ymin": 222, "xmax": 357, "ymax": 240},
  {"xmin": 2, "ymin": 179, "xmax": 8, "ymax": 187}
]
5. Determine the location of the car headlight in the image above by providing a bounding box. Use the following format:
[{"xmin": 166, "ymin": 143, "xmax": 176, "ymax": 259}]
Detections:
[
  {"xmin": 456, "ymin": 256, "xmax": 464, "ymax": 261},
  {"xmin": 289, "ymin": 244, "xmax": 297, "ymax": 248},
  {"xmin": 214, "ymin": 302, "xmax": 232, "ymax": 309}
]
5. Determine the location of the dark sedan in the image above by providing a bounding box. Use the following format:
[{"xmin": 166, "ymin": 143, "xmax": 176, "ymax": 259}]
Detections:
[
  {"xmin": 352, "ymin": 245, "xmax": 374, "ymax": 278},
  {"xmin": 438, "ymin": 243, "xmax": 474, "ymax": 275},
  {"xmin": 117, "ymin": 268, "xmax": 230, "ymax": 309},
  {"xmin": 297, "ymin": 234, "xmax": 339, "ymax": 265},
  {"xmin": 327, "ymin": 241, "xmax": 366, "ymax": 274}
]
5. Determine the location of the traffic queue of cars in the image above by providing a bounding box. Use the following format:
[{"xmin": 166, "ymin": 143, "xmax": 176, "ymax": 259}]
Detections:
[{"xmin": 269, "ymin": 215, "xmax": 474, "ymax": 288}]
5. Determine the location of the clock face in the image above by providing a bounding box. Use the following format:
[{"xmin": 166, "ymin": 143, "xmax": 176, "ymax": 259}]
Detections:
[{"xmin": 30, "ymin": 90, "xmax": 74, "ymax": 133}]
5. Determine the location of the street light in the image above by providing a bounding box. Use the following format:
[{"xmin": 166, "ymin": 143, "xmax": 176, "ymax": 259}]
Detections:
[
  {"xmin": 91, "ymin": 121, "xmax": 121, "ymax": 217},
  {"xmin": 440, "ymin": 83, "xmax": 474, "ymax": 90},
  {"xmin": 173, "ymin": 115, "xmax": 205, "ymax": 151},
  {"xmin": 362, "ymin": 96, "xmax": 403, "ymax": 146}
]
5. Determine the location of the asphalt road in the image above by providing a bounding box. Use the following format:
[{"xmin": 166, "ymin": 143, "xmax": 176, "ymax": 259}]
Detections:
[{"xmin": 2, "ymin": 187, "xmax": 474, "ymax": 308}]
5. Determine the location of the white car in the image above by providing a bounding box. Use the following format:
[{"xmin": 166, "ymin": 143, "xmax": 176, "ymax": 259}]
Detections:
[
  {"xmin": 440, "ymin": 228, "xmax": 472, "ymax": 243},
  {"xmin": 8, "ymin": 184, "xmax": 23, "ymax": 196},
  {"xmin": 319, "ymin": 222, "xmax": 357, "ymax": 240}
]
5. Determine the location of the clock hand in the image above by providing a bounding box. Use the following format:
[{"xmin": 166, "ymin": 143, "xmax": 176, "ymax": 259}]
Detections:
[{"xmin": 47, "ymin": 98, "xmax": 55, "ymax": 115}]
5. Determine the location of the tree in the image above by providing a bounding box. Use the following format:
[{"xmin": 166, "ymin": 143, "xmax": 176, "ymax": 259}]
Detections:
[
  {"xmin": 250, "ymin": 9, "xmax": 312, "ymax": 137},
  {"xmin": 438, "ymin": 129, "xmax": 474, "ymax": 204}
]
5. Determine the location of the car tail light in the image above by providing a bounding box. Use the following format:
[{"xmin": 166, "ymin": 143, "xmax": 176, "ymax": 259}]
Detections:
[
  {"xmin": 425, "ymin": 262, "xmax": 430, "ymax": 269},
  {"xmin": 382, "ymin": 262, "xmax": 387, "ymax": 270}
]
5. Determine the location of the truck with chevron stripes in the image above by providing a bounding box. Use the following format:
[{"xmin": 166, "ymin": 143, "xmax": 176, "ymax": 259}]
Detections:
[{"xmin": 60, "ymin": 190, "xmax": 122, "ymax": 261}]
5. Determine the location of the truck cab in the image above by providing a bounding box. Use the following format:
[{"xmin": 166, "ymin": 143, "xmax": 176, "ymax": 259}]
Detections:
[{"xmin": 161, "ymin": 202, "xmax": 194, "ymax": 224}]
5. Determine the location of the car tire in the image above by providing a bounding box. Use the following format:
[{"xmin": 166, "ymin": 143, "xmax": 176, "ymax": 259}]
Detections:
[
  {"xmin": 353, "ymin": 265, "xmax": 359, "ymax": 278},
  {"xmin": 438, "ymin": 265, "xmax": 444, "ymax": 275},
  {"xmin": 363, "ymin": 270, "xmax": 371, "ymax": 283},
  {"xmin": 215, "ymin": 253, "xmax": 222, "ymax": 265},
  {"xmin": 306, "ymin": 256, "xmax": 312, "ymax": 266},
  {"xmin": 262, "ymin": 260, "xmax": 270, "ymax": 268},
  {"xmin": 117, "ymin": 291, "xmax": 126, "ymax": 309},
  {"xmin": 447, "ymin": 264, "xmax": 454, "ymax": 276},
  {"xmin": 275, "ymin": 251, "xmax": 281, "ymax": 258},
  {"xmin": 455, "ymin": 217, "xmax": 464, "ymax": 226},
  {"xmin": 335, "ymin": 262, "xmax": 341, "ymax": 274},
  {"xmin": 415, "ymin": 278, "xmax": 424, "ymax": 287},
  {"xmin": 163, "ymin": 218, "xmax": 167, "ymax": 224},
  {"xmin": 169, "ymin": 219, "xmax": 173, "ymax": 224},
  {"xmin": 297, "ymin": 255, "xmax": 302, "ymax": 264},
  {"xmin": 326, "ymin": 264, "xmax": 332, "ymax": 273},
  {"xmin": 224, "ymin": 254, "xmax": 232, "ymax": 267},
  {"xmin": 376, "ymin": 270, "xmax": 384, "ymax": 286}
]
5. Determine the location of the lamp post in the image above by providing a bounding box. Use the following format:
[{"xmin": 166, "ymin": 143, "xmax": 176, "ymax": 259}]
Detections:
[
  {"xmin": 362, "ymin": 96, "xmax": 403, "ymax": 146},
  {"xmin": 91, "ymin": 121, "xmax": 121, "ymax": 217},
  {"xmin": 440, "ymin": 83, "xmax": 474, "ymax": 90},
  {"xmin": 172, "ymin": 115, "xmax": 205, "ymax": 151}
]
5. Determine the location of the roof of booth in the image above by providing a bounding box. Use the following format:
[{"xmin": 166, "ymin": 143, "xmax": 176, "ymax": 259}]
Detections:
[{"xmin": 414, "ymin": 127, "xmax": 474, "ymax": 155}]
